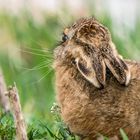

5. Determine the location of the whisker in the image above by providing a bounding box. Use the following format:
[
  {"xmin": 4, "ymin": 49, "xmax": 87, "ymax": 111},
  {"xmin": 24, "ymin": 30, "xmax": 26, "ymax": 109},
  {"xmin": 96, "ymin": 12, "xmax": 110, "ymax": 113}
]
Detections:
[
  {"xmin": 23, "ymin": 63, "xmax": 51, "ymax": 71},
  {"xmin": 31, "ymin": 68, "xmax": 53, "ymax": 85},
  {"xmin": 21, "ymin": 63, "xmax": 52, "ymax": 71},
  {"xmin": 20, "ymin": 45, "xmax": 53, "ymax": 54},
  {"xmin": 19, "ymin": 60, "xmax": 52, "ymax": 75},
  {"xmin": 55, "ymin": 40, "xmax": 63, "ymax": 46},
  {"xmin": 38, "ymin": 69, "xmax": 53, "ymax": 81},
  {"xmin": 16, "ymin": 48, "xmax": 53, "ymax": 58},
  {"xmin": 21, "ymin": 38, "xmax": 49, "ymax": 50},
  {"xmin": 57, "ymin": 15, "xmax": 67, "ymax": 28}
]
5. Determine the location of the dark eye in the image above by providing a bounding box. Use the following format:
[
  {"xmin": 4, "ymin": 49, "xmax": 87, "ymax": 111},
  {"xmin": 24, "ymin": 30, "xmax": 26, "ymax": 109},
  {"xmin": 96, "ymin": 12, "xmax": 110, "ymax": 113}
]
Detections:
[{"xmin": 62, "ymin": 34, "xmax": 68, "ymax": 42}]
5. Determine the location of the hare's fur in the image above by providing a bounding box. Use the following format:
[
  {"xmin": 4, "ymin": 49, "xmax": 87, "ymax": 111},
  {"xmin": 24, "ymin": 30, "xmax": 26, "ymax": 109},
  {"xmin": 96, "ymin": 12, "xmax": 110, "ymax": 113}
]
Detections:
[{"xmin": 54, "ymin": 18, "xmax": 140, "ymax": 139}]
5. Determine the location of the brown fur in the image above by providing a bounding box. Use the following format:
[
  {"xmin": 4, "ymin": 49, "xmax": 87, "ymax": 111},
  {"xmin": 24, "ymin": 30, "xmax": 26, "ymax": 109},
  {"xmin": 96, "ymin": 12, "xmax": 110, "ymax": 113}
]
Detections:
[{"xmin": 53, "ymin": 18, "xmax": 140, "ymax": 139}]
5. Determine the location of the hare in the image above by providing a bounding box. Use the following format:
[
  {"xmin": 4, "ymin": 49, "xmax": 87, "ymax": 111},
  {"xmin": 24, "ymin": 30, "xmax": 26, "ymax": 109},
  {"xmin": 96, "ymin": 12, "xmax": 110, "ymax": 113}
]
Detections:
[{"xmin": 53, "ymin": 17, "xmax": 140, "ymax": 139}]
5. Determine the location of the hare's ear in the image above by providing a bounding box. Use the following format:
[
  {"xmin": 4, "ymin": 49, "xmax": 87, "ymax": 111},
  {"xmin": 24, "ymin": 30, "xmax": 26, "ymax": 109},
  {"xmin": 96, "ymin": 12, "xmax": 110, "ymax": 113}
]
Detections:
[
  {"xmin": 92, "ymin": 55, "xmax": 106, "ymax": 87},
  {"xmin": 104, "ymin": 54, "xmax": 131, "ymax": 86},
  {"xmin": 75, "ymin": 58, "xmax": 106, "ymax": 88}
]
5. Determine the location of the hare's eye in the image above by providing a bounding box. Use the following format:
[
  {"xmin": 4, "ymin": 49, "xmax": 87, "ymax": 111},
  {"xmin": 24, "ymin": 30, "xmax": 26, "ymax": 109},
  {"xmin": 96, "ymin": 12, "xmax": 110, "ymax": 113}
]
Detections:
[{"xmin": 62, "ymin": 34, "xmax": 68, "ymax": 42}]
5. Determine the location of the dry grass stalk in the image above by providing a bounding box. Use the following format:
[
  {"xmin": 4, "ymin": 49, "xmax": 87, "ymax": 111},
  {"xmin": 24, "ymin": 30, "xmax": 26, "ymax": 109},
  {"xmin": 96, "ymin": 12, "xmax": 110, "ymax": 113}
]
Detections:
[
  {"xmin": 0, "ymin": 68, "xmax": 10, "ymax": 112},
  {"xmin": 8, "ymin": 83, "xmax": 28, "ymax": 140}
]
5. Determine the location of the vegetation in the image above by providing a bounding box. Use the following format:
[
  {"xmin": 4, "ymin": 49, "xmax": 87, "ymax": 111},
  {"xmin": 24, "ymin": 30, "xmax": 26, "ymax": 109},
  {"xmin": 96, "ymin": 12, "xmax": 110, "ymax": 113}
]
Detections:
[{"xmin": 0, "ymin": 9, "xmax": 139, "ymax": 139}]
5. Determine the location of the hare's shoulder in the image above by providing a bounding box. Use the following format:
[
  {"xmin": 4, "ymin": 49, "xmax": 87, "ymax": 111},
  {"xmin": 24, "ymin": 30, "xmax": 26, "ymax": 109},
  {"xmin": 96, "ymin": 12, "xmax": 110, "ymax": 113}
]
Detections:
[{"xmin": 125, "ymin": 60, "xmax": 140, "ymax": 80}]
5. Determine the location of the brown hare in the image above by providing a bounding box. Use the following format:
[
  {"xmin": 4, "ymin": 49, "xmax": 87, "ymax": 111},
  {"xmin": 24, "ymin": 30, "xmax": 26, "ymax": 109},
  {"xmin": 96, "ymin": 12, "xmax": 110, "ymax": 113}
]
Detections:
[{"xmin": 53, "ymin": 17, "xmax": 140, "ymax": 140}]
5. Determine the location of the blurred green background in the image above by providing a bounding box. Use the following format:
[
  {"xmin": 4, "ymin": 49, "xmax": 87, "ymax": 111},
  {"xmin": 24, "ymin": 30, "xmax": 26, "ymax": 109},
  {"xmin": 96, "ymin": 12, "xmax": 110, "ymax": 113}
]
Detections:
[{"xmin": 0, "ymin": 0, "xmax": 140, "ymax": 130}]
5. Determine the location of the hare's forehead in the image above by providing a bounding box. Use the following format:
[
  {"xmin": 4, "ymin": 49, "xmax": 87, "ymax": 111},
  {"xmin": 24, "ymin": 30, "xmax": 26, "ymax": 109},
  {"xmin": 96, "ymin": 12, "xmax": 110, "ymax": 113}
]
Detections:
[
  {"xmin": 66, "ymin": 23, "xmax": 107, "ymax": 36},
  {"xmin": 63, "ymin": 19, "xmax": 93, "ymax": 37}
]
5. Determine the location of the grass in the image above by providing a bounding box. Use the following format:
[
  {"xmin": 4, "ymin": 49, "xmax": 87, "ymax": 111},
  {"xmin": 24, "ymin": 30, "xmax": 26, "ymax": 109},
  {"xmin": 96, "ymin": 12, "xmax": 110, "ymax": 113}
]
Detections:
[
  {"xmin": 0, "ymin": 10, "xmax": 139, "ymax": 139},
  {"xmin": 0, "ymin": 109, "xmax": 129, "ymax": 140},
  {"xmin": 0, "ymin": 106, "xmax": 80, "ymax": 140}
]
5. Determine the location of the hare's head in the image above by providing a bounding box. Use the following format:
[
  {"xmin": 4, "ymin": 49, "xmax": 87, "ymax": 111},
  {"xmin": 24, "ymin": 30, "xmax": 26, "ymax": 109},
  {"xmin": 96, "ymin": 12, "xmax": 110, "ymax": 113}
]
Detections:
[{"xmin": 54, "ymin": 18, "xmax": 131, "ymax": 88}]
